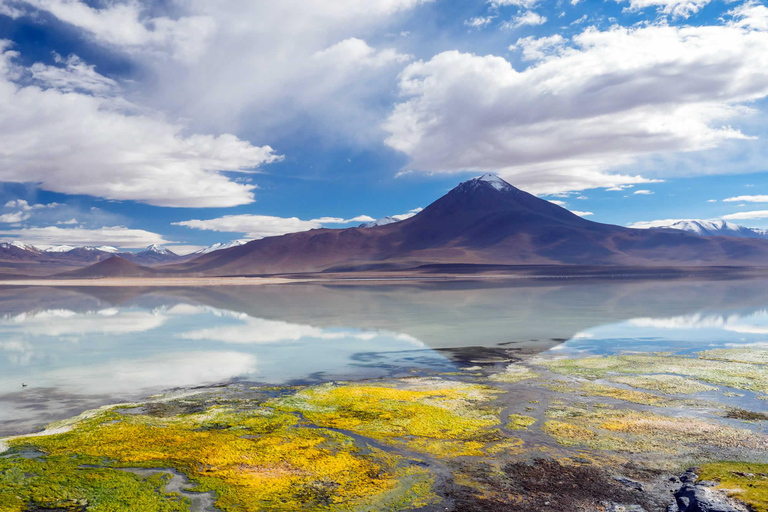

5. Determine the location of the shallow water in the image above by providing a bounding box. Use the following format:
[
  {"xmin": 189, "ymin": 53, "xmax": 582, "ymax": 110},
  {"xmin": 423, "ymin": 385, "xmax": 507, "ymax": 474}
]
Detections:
[{"xmin": 1, "ymin": 277, "xmax": 768, "ymax": 436}]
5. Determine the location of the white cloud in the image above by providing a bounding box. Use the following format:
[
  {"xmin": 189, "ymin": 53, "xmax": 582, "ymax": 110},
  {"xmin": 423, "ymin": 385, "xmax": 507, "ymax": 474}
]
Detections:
[
  {"xmin": 0, "ymin": 211, "xmax": 30, "ymax": 223},
  {"xmin": 173, "ymin": 213, "xmax": 375, "ymax": 239},
  {"xmin": 56, "ymin": 218, "xmax": 78, "ymax": 225},
  {"xmin": 27, "ymin": 53, "xmax": 118, "ymax": 96},
  {"xmin": 501, "ymin": 10, "xmax": 546, "ymax": 30},
  {"xmin": 17, "ymin": 0, "xmax": 217, "ymax": 62},
  {"xmin": 0, "ymin": 44, "xmax": 280, "ymax": 207},
  {"xmin": 723, "ymin": 195, "xmax": 768, "ymax": 203},
  {"xmin": 633, "ymin": 189, "xmax": 654, "ymax": 195},
  {"xmin": 391, "ymin": 207, "xmax": 423, "ymax": 221},
  {"xmin": 13, "ymin": 0, "xmax": 432, "ymax": 148},
  {"xmin": 0, "ymin": 0, "xmax": 24, "ymax": 18},
  {"xmin": 707, "ymin": 199, "xmax": 717, "ymax": 203},
  {"xmin": 4, "ymin": 199, "xmax": 60, "ymax": 211},
  {"xmin": 0, "ymin": 225, "xmax": 172, "ymax": 248},
  {"xmin": 465, "ymin": 16, "xmax": 496, "ymax": 28},
  {"xmin": 722, "ymin": 210, "xmax": 768, "ymax": 220},
  {"xmin": 490, "ymin": 0, "xmax": 540, "ymax": 7},
  {"xmin": 548, "ymin": 199, "xmax": 567, "ymax": 206},
  {"xmin": 627, "ymin": 218, "xmax": 697, "ymax": 228},
  {"xmin": 510, "ymin": 34, "xmax": 565, "ymax": 61},
  {"xmin": 571, "ymin": 210, "xmax": 594, "ymax": 217},
  {"xmin": 620, "ymin": 0, "xmax": 713, "ymax": 18},
  {"xmin": 313, "ymin": 38, "xmax": 411, "ymax": 69},
  {"xmin": 384, "ymin": 12, "xmax": 768, "ymax": 195}
]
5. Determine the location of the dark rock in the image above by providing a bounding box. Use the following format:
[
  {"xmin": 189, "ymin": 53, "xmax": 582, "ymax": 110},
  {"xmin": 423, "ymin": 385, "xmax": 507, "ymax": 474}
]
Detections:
[
  {"xmin": 674, "ymin": 483, "xmax": 744, "ymax": 512},
  {"xmin": 614, "ymin": 475, "xmax": 645, "ymax": 492}
]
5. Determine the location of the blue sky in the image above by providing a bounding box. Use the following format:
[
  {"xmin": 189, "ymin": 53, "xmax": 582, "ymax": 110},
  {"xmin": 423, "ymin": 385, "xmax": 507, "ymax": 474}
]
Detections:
[{"xmin": 0, "ymin": 0, "xmax": 766, "ymax": 253}]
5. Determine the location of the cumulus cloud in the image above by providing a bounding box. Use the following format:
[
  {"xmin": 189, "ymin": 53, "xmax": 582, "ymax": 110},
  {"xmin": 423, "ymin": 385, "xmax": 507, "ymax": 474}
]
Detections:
[
  {"xmin": 489, "ymin": 0, "xmax": 540, "ymax": 7},
  {"xmin": 15, "ymin": 0, "xmax": 217, "ymax": 62},
  {"xmin": 0, "ymin": 211, "xmax": 30, "ymax": 223},
  {"xmin": 0, "ymin": 225, "xmax": 172, "ymax": 248},
  {"xmin": 384, "ymin": 10, "xmax": 768, "ymax": 195},
  {"xmin": 571, "ymin": 210, "xmax": 594, "ymax": 217},
  {"xmin": 723, "ymin": 195, "xmax": 768, "ymax": 203},
  {"xmin": 27, "ymin": 53, "xmax": 118, "ymax": 95},
  {"xmin": 173, "ymin": 214, "xmax": 375, "ymax": 239},
  {"xmin": 0, "ymin": 43, "xmax": 280, "ymax": 207},
  {"xmin": 4, "ymin": 200, "xmax": 60, "ymax": 211},
  {"xmin": 465, "ymin": 16, "xmax": 496, "ymax": 28},
  {"xmin": 510, "ymin": 34, "xmax": 565, "ymax": 61},
  {"xmin": 12, "ymin": 0, "xmax": 431, "ymax": 146},
  {"xmin": 501, "ymin": 10, "xmax": 546, "ymax": 30},
  {"xmin": 722, "ymin": 210, "xmax": 768, "ymax": 220},
  {"xmin": 633, "ymin": 189, "xmax": 654, "ymax": 195},
  {"xmin": 620, "ymin": 0, "xmax": 713, "ymax": 18}
]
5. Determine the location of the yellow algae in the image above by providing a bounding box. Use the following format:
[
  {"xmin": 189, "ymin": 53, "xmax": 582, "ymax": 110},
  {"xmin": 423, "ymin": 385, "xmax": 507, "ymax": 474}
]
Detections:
[
  {"xmin": 489, "ymin": 364, "xmax": 539, "ymax": 384},
  {"xmin": 607, "ymin": 375, "xmax": 717, "ymax": 395},
  {"xmin": 506, "ymin": 414, "xmax": 536, "ymax": 430},
  {"xmin": 699, "ymin": 462, "xmax": 768, "ymax": 512},
  {"xmin": 274, "ymin": 382, "xmax": 500, "ymax": 446},
  {"xmin": 6, "ymin": 402, "xmax": 436, "ymax": 512}
]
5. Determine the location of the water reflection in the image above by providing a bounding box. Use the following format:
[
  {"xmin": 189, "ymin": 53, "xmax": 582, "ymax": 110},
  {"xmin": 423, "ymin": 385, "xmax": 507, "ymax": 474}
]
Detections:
[
  {"xmin": 2, "ymin": 277, "xmax": 768, "ymax": 435},
  {"xmin": 548, "ymin": 308, "xmax": 768, "ymax": 358}
]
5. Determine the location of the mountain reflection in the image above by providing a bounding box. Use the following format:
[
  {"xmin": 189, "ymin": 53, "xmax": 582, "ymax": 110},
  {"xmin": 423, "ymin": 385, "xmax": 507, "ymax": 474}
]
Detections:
[{"xmin": 2, "ymin": 277, "xmax": 768, "ymax": 436}]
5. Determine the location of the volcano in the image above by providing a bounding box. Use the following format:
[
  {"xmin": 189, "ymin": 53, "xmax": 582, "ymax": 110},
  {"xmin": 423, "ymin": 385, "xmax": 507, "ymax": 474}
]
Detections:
[{"xmin": 159, "ymin": 174, "xmax": 768, "ymax": 276}]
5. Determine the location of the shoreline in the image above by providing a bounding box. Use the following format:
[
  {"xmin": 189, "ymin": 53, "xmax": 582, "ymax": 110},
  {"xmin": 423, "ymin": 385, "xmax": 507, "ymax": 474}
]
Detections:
[{"xmin": 0, "ymin": 268, "xmax": 766, "ymax": 287}]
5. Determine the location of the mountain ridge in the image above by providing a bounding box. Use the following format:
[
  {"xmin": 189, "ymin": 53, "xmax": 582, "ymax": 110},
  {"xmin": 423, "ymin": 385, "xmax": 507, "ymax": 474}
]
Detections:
[{"xmin": 166, "ymin": 175, "xmax": 768, "ymax": 276}]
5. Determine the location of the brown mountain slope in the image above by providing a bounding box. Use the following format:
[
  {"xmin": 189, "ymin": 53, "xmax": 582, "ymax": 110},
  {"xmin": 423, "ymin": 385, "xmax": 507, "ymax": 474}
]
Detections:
[
  {"xmin": 55, "ymin": 256, "xmax": 159, "ymax": 278},
  {"xmin": 170, "ymin": 175, "xmax": 768, "ymax": 276}
]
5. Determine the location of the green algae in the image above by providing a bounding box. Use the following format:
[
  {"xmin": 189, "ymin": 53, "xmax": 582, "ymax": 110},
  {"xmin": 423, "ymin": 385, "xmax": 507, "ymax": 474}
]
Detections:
[
  {"xmin": 698, "ymin": 348, "xmax": 768, "ymax": 365},
  {"xmin": 607, "ymin": 375, "xmax": 717, "ymax": 395},
  {"xmin": 541, "ymin": 353, "xmax": 768, "ymax": 393},
  {"xmin": 0, "ymin": 455, "xmax": 189, "ymax": 512},
  {"xmin": 542, "ymin": 403, "xmax": 768, "ymax": 456},
  {"xmin": 699, "ymin": 462, "xmax": 768, "ymax": 512},
  {"xmin": 3, "ymin": 396, "xmax": 437, "ymax": 512},
  {"xmin": 488, "ymin": 364, "xmax": 539, "ymax": 384}
]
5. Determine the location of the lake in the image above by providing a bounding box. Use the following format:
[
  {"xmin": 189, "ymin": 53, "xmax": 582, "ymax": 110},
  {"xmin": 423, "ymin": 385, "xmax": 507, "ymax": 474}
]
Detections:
[{"xmin": 2, "ymin": 277, "xmax": 768, "ymax": 437}]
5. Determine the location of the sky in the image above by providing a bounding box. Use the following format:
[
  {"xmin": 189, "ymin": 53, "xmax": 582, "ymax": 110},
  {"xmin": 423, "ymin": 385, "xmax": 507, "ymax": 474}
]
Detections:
[{"xmin": 0, "ymin": 0, "xmax": 766, "ymax": 253}]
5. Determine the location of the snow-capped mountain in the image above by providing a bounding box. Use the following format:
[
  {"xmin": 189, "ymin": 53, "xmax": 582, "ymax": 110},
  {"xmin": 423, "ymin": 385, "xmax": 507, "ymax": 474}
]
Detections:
[
  {"xmin": 142, "ymin": 244, "xmax": 173, "ymax": 255},
  {"xmin": 44, "ymin": 245, "xmax": 119, "ymax": 253},
  {"xmin": 359, "ymin": 216, "xmax": 400, "ymax": 228},
  {"xmin": 652, "ymin": 220, "xmax": 768, "ymax": 240},
  {"xmin": 0, "ymin": 241, "xmax": 40, "ymax": 252},
  {"xmin": 191, "ymin": 240, "xmax": 248, "ymax": 255}
]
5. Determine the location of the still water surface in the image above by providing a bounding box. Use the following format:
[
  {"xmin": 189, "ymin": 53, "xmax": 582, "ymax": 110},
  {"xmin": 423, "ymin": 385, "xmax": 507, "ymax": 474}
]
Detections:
[{"xmin": 1, "ymin": 278, "xmax": 767, "ymax": 435}]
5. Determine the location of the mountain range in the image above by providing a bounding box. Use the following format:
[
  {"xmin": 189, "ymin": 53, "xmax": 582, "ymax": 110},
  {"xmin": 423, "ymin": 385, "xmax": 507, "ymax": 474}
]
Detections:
[
  {"xmin": 649, "ymin": 220, "xmax": 768, "ymax": 240},
  {"xmin": 165, "ymin": 174, "xmax": 768, "ymax": 276},
  {"xmin": 3, "ymin": 175, "xmax": 768, "ymax": 278}
]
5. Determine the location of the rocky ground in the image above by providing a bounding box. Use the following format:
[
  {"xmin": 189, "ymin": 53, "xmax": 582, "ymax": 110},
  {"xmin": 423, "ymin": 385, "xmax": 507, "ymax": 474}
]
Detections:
[{"xmin": 1, "ymin": 347, "xmax": 767, "ymax": 512}]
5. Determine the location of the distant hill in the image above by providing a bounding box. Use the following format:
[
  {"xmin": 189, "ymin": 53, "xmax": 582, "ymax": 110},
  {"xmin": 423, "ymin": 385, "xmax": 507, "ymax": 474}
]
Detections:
[
  {"xmin": 650, "ymin": 220, "xmax": 768, "ymax": 240},
  {"xmin": 55, "ymin": 256, "xmax": 158, "ymax": 278},
  {"xmin": 168, "ymin": 174, "xmax": 768, "ymax": 276}
]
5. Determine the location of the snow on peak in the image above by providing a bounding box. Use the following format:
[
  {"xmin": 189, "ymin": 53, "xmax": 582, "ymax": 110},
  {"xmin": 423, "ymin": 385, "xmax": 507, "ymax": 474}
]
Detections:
[
  {"xmin": 144, "ymin": 244, "xmax": 170, "ymax": 254},
  {"xmin": 650, "ymin": 219, "xmax": 768, "ymax": 239},
  {"xmin": 359, "ymin": 216, "xmax": 398, "ymax": 228},
  {"xmin": 45, "ymin": 245, "xmax": 77, "ymax": 253},
  {"xmin": 0, "ymin": 241, "xmax": 38, "ymax": 252},
  {"xmin": 475, "ymin": 173, "xmax": 512, "ymax": 192},
  {"xmin": 193, "ymin": 240, "xmax": 248, "ymax": 255}
]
